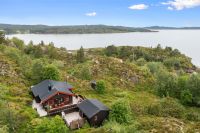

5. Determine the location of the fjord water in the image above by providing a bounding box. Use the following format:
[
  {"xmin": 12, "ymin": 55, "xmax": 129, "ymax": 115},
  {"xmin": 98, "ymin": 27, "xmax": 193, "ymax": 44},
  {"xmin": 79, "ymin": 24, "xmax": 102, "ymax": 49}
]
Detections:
[{"xmin": 6, "ymin": 30, "xmax": 200, "ymax": 66}]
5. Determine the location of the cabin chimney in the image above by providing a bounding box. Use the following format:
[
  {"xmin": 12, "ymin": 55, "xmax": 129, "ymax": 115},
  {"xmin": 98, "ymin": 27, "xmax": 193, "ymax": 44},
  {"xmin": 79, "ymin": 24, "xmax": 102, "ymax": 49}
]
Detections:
[{"xmin": 48, "ymin": 84, "xmax": 52, "ymax": 91}]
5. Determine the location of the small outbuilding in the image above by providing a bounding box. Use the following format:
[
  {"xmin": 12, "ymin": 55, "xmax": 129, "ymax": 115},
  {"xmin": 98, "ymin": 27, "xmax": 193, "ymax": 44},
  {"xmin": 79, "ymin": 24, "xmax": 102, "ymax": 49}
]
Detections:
[
  {"xmin": 90, "ymin": 80, "xmax": 97, "ymax": 90},
  {"xmin": 77, "ymin": 99, "xmax": 109, "ymax": 127}
]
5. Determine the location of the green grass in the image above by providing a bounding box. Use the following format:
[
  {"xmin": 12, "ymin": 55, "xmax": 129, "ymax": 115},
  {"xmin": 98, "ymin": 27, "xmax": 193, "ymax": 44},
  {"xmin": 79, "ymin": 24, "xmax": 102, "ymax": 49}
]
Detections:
[{"xmin": 0, "ymin": 42, "xmax": 200, "ymax": 133}]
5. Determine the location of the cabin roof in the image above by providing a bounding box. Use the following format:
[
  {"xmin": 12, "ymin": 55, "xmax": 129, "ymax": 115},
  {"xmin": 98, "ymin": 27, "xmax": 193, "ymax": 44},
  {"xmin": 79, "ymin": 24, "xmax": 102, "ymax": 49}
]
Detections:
[
  {"xmin": 31, "ymin": 80, "xmax": 74, "ymax": 102},
  {"xmin": 77, "ymin": 99, "xmax": 109, "ymax": 119}
]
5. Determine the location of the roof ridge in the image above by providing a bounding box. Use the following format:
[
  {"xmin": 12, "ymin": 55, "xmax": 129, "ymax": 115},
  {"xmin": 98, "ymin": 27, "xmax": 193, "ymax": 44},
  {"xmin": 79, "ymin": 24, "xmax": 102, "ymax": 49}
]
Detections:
[
  {"xmin": 88, "ymin": 99, "xmax": 100, "ymax": 110},
  {"xmin": 89, "ymin": 99, "xmax": 109, "ymax": 110}
]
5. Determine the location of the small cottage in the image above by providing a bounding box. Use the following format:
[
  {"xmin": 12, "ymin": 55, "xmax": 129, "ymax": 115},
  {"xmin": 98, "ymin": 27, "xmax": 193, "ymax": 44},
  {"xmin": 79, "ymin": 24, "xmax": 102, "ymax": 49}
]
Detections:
[
  {"xmin": 31, "ymin": 80, "xmax": 109, "ymax": 129},
  {"xmin": 31, "ymin": 80, "xmax": 82, "ymax": 116},
  {"xmin": 77, "ymin": 99, "xmax": 109, "ymax": 127}
]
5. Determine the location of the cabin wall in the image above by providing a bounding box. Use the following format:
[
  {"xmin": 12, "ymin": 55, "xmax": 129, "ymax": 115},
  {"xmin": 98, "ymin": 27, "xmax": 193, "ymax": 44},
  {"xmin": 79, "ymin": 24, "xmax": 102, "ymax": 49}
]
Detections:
[
  {"xmin": 43, "ymin": 94, "xmax": 73, "ymax": 110},
  {"xmin": 35, "ymin": 96, "xmax": 41, "ymax": 103},
  {"xmin": 89, "ymin": 111, "xmax": 109, "ymax": 127}
]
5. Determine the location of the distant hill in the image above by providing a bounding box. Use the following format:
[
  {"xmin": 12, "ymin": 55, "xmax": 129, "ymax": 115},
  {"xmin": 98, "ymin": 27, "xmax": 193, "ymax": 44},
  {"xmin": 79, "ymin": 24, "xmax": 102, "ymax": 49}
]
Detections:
[
  {"xmin": 0, "ymin": 24, "xmax": 153, "ymax": 34},
  {"xmin": 146, "ymin": 26, "xmax": 200, "ymax": 30}
]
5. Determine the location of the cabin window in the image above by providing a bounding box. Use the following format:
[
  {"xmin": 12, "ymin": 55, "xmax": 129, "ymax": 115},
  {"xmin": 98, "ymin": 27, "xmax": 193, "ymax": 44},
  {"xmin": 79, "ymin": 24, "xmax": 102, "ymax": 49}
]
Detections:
[
  {"xmin": 66, "ymin": 96, "xmax": 69, "ymax": 101},
  {"xmin": 60, "ymin": 97, "xmax": 64, "ymax": 102},
  {"xmin": 94, "ymin": 115, "xmax": 98, "ymax": 121},
  {"xmin": 54, "ymin": 97, "xmax": 64, "ymax": 104}
]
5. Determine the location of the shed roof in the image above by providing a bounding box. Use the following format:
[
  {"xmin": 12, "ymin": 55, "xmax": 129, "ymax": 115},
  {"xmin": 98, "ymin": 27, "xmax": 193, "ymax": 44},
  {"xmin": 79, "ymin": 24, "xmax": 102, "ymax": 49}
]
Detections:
[
  {"xmin": 31, "ymin": 80, "xmax": 74, "ymax": 102},
  {"xmin": 77, "ymin": 99, "xmax": 109, "ymax": 119}
]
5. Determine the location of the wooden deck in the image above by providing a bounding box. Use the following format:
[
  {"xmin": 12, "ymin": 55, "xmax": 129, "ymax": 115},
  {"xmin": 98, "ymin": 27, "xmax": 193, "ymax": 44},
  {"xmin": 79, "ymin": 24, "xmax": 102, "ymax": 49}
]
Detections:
[
  {"xmin": 62, "ymin": 111, "xmax": 85, "ymax": 130},
  {"xmin": 32, "ymin": 100, "xmax": 47, "ymax": 117},
  {"xmin": 48, "ymin": 96, "xmax": 83, "ymax": 115},
  {"xmin": 48, "ymin": 104, "xmax": 78, "ymax": 115}
]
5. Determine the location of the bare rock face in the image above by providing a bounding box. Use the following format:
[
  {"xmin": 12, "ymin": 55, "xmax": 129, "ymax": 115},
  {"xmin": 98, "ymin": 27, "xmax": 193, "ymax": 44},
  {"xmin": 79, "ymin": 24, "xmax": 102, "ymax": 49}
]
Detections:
[
  {"xmin": 0, "ymin": 56, "xmax": 23, "ymax": 85},
  {"xmin": 110, "ymin": 57, "xmax": 123, "ymax": 63},
  {"xmin": 129, "ymin": 76, "xmax": 140, "ymax": 84},
  {"xmin": 0, "ymin": 60, "xmax": 10, "ymax": 76},
  {"xmin": 0, "ymin": 60, "xmax": 18, "ymax": 78},
  {"xmin": 90, "ymin": 56, "xmax": 145, "ymax": 89}
]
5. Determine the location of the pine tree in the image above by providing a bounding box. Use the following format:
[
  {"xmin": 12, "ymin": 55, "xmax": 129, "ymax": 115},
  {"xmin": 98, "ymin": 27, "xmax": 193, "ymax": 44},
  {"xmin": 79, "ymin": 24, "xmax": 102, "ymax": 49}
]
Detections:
[
  {"xmin": 76, "ymin": 46, "xmax": 85, "ymax": 63},
  {"xmin": 0, "ymin": 31, "xmax": 5, "ymax": 44}
]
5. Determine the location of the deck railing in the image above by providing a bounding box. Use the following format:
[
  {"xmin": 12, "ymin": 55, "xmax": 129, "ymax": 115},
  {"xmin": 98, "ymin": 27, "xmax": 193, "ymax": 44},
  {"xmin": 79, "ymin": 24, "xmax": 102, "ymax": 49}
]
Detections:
[{"xmin": 48, "ymin": 104, "xmax": 78, "ymax": 115}]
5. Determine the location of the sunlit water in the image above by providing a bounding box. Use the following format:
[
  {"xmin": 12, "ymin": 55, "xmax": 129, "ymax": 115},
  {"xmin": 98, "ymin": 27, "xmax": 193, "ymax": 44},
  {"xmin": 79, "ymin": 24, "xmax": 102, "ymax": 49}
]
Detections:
[{"xmin": 6, "ymin": 30, "xmax": 200, "ymax": 66}]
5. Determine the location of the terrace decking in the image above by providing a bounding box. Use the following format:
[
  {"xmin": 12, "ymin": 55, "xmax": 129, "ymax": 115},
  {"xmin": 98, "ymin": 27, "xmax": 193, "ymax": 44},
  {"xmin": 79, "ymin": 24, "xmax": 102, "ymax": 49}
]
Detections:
[
  {"xmin": 32, "ymin": 96, "xmax": 83, "ymax": 116},
  {"xmin": 32, "ymin": 100, "xmax": 47, "ymax": 117},
  {"xmin": 48, "ymin": 96, "xmax": 83, "ymax": 115},
  {"xmin": 62, "ymin": 112, "xmax": 85, "ymax": 130}
]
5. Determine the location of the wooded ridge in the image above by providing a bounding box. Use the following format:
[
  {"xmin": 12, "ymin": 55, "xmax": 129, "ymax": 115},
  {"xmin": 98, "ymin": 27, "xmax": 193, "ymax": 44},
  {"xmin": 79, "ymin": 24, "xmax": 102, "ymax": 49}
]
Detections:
[{"xmin": 0, "ymin": 24, "xmax": 153, "ymax": 34}]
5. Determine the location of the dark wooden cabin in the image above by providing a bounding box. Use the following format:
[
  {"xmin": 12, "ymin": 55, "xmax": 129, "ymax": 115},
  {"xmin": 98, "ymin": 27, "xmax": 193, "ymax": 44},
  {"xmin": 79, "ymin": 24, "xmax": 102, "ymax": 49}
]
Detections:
[
  {"xmin": 31, "ymin": 80, "xmax": 75, "ymax": 112},
  {"xmin": 77, "ymin": 99, "xmax": 109, "ymax": 127}
]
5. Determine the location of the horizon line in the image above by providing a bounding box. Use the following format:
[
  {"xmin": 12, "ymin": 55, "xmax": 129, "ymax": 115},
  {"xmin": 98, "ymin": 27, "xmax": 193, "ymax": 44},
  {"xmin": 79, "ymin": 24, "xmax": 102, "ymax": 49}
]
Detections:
[{"xmin": 1, "ymin": 23, "xmax": 200, "ymax": 28}]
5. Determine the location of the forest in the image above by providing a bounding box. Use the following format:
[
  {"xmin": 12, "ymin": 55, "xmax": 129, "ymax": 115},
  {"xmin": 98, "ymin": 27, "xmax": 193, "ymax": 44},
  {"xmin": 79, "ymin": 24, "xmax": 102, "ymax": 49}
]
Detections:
[
  {"xmin": 0, "ymin": 31, "xmax": 200, "ymax": 133},
  {"xmin": 0, "ymin": 24, "xmax": 152, "ymax": 34}
]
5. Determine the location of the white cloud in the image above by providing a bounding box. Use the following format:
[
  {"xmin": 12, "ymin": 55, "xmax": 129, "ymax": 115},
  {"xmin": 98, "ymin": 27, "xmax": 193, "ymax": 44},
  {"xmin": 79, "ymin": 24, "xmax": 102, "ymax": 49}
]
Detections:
[
  {"xmin": 85, "ymin": 12, "xmax": 97, "ymax": 17},
  {"xmin": 162, "ymin": 0, "xmax": 200, "ymax": 10},
  {"xmin": 167, "ymin": 6, "xmax": 174, "ymax": 10},
  {"xmin": 129, "ymin": 4, "xmax": 149, "ymax": 10}
]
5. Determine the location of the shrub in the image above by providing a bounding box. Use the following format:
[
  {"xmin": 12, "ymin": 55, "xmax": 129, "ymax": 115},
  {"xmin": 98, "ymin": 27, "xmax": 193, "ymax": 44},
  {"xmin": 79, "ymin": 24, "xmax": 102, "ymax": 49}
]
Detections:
[
  {"xmin": 11, "ymin": 37, "xmax": 25, "ymax": 50},
  {"xmin": 46, "ymin": 43, "xmax": 59, "ymax": 59},
  {"xmin": 31, "ymin": 59, "xmax": 46, "ymax": 83},
  {"xmin": 147, "ymin": 103, "xmax": 162, "ymax": 116},
  {"xmin": 0, "ymin": 125, "xmax": 8, "ymax": 133},
  {"xmin": 80, "ymin": 66, "xmax": 92, "ymax": 80},
  {"xmin": 0, "ymin": 31, "xmax": 5, "ymax": 44},
  {"xmin": 164, "ymin": 57, "xmax": 181, "ymax": 69},
  {"xmin": 52, "ymin": 60, "xmax": 64, "ymax": 69},
  {"xmin": 160, "ymin": 98, "xmax": 185, "ymax": 118},
  {"xmin": 96, "ymin": 80, "xmax": 106, "ymax": 94},
  {"xmin": 0, "ymin": 45, "xmax": 5, "ymax": 52},
  {"xmin": 42, "ymin": 65, "xmax": 60, "ymax": 80},
  {"xmin": 146, "ymin": 62, "xmax": 163, "ymax": 74},
  {"xmin": 177, "ymin": 76, "xmax": 188, "ymax": 95},
  {"xmin": 185, "ymin": 110, "xmax": 200, "ymax": 121},
  {"xmin": 155, "ymin": 69, "xmax": 178, "ymax": 98},
  {"xmin": 136, "ymin": 58, "xmax": 146, "ymax": 66},
  {"xmin": 148, "ymin": 98, "xmax": 185, "ymax": 118},
  {"xmin": 119, "ymin": 46, "xmax": 132, "ymax": 60},
  {"xmin": 187, "ymin": 74, "xmax": 200, "ymax": 106},
  {"xmin": 180, "ymin": 89, "xmax": 193, "ymax": 105},
  {"xmin": 105, "ymin": 45, "xmax": 118, "ymax": 57},
  {"xmin": 31, "ymin": 116, "xmax": 68, "ymax": 133},
  {"xmin": 71, "ymin": 65, "xmax": 92, "ymax": 80},
  {"xmin": 5, "ymin": 47, "xmax": 21, "ymax": 63},
  {"xmin": 110, "ymin": 100, "xmax": 131, "ymax": 124},
  {"xmin": 28, "ymin": 45, "xmax": 44, "ymax": 58},
  {"xmin": 24, "ymin": 41, "xmax": 34, "ymax": 55}
]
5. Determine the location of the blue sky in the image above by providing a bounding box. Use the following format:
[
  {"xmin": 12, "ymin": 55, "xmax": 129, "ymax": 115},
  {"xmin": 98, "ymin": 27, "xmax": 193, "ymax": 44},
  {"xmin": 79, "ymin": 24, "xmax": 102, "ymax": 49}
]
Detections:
[{"xmin": 1, "ymin": 0, "xmax": 200, "ymax": 27}]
